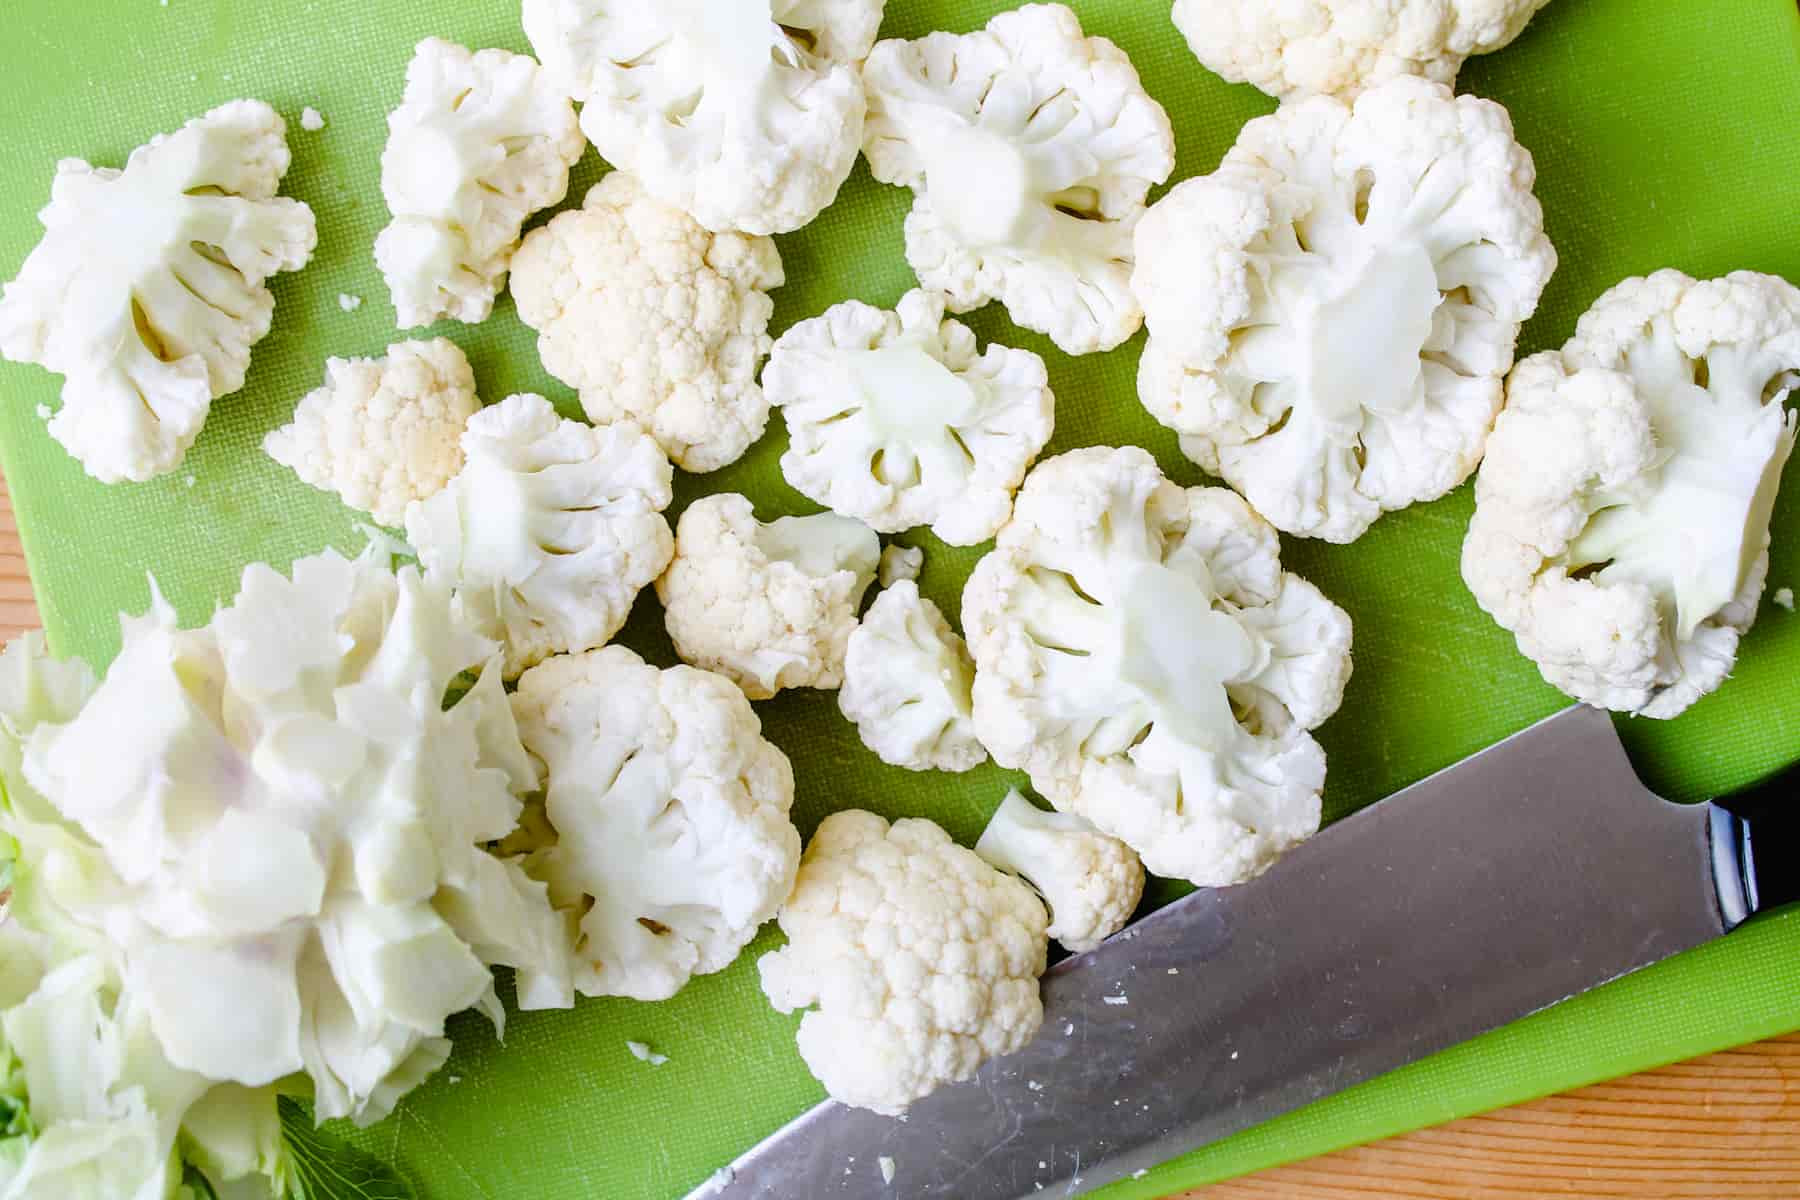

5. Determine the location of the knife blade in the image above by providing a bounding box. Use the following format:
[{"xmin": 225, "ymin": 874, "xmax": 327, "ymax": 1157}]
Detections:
[{"xmin": 695, "ymin": 705, "xmax": 1790, "ymax": 1199}]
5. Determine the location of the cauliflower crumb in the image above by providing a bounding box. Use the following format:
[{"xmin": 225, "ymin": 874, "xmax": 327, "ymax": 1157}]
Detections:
[
  {"xmin": 1064, "ymin": 1023, "xmax": 1074, "ymax": 1037},
  {"xmin": 1167, "ymin": 967, "xmax": 1180, "ymax": 975},
  {"xmin": 33, "ymin": 405, "xmax": 49, "ymax": 421},
  {"xmin": 1132, "ymin": 1168, "xmax": 1149, "ymax": 1179},
  {"xmin": 626, "ymin": 1040, "xmax": 669, "ymax": 1067},
  {"xmin": 1103, "ymin": 994, "xmax": 1129, "ymax": 1007},
  {"xmin": 448, "ymin": 1075, "xmax": 462, "ymax": 1085},
  {"xmin": 183, "ymin": 475, "xmax": 196, "ymax": 489},
  {"xmin": 300, "ymin": 106, "xmax": 325, "ymax": 131},
  {"xmin": 878, "ymin": 1157, "xmax": 896, "ymax": 1184},
  {"xmin": 337, "ymin": 293, "xmax": 363, "ymax": 313},
  {"xmin": 1775, "ymin": 588, "xmax": 1795, "ymax": 612}
]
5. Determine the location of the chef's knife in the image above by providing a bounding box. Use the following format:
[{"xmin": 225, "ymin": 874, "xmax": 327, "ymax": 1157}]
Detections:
[{"xmin": 695, "ymin": 704, "xmax": 1797, "ymax": 1199}]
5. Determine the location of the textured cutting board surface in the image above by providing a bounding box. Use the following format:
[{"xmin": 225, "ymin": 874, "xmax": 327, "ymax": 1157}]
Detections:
[{"xmin": 2, "ymin": 2, "xmax": 1799, "ymax": 1197}]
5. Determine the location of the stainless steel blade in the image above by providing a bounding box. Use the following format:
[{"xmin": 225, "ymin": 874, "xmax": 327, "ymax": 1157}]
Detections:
[{"xmin": 696, "ymin": 706, "xmax": 1728, "ymax": 1200}]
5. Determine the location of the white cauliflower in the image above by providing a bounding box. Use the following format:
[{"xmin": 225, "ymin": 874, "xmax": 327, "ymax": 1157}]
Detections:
[
  {"xmin": 861, "ymin": 4, "xmax": 1175, "ymax": 356},
  {"xmin": 879, "ymin": 543, "xmax": 924, "ymax": 587},
  {"xmin": 375, "ymin": 39, "xmax": 583, "ymax": 328},
  {"xmin": 1464, "ymin": 270, "xmax": 1800, "ymax": 718},
  {"xmin": 964, "ymin": 446, "xmax": 1354, "ymax": 887},
  {"xmin": 406, "ymin": 393, "xmax": 674, "ymax": 677},
  {"xmin": 839, "ymin": 580, "xmax": 985, "ymax": 773},
  {"xmin": 1174, "ymin": 0, "xmax": 1553, "ymax": 102},
  {"xmin": 511, "ymin": 646, "xmax": 800, "ymax": 1001},
  {"xmin": 1134, "ymin": 76, "xmax": 1556, "ymax": 543},
  {"xmin": 510, "ymin": 172, "xmax": 784, "ymax": 472},
  {"xmin": 263, "ymin": 338, "xmax": 477, "ymax": 526},
  {"xmin": 975, "ymin": 789, "xmax": 1144, "ymax": 953},
  {"xmin": 657, "ymin": 496, "xmax": 879, "ymax": 699},
  {"xmin": 758, "ymin": 810, "xmax": 1047, "ymax": 1116},
  {"xmin": 0, "ymin": 100, "xmax": 316, "ymax": 483},
  {"xmin": 523, "ymin": 0, "xmax": 884, "ymax": 235},
  {"xmin": 765, "ymin": 290, "xmax": 1054, "ymax": 546}
]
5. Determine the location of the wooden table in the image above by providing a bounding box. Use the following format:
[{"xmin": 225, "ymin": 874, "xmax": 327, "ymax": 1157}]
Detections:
[{"xmin": 0, "ymin": 478, "xmax": 1795, "ymax": 1199}]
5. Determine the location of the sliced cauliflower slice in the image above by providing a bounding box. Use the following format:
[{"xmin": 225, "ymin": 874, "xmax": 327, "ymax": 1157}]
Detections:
[
  {"xmin": 839, "ymin": 580, "xmax": 985, "ymax": 773},
  {"xmin": 523, "ymin": 0, "xmax": 883, "ymax": 235},
  {"xmin": 758, "ymin": 810, "xmax": 1047, "ymax": 1116},
  {"xmin": 879, "ymin": 543, "xmax": 924, "ymax": 587},
  {"xmin": 1172, "ymin": 0, "xmax": 1554, "ymax": 102},
  {"xmin": 406, "ymin": 393, "xmax": 674, "ymax": 676},
  {"xmin": 1465, "ymin": 270, "xmax": 1800, "ymax": 718},
  {"xmin": 862, "ymin": 4, "xmax": 1175, "ymax": 355},
  {"xmin": 964, "ymin": 446, "xmax": 1354, "ymax": 887},
  {"xmin": 510, "ymin": 172, "xmax": 784, "ymax": 472},
  {"xmin": 375, "ymin": 39, "xmax": 583, "ymax": 328},
  {"xmin": 263, "ymin": 338, "xmax": 477, "ymax": 527},
  {"xmin": 512, "ymin": 646, "xmax": 800, "ymax": 1001},
  {"xmin": 975, "ymin": 789, "xmax": 1144, "ymax": 953},
  {"xmin": 657, "ymin": 496, "xmax": 879, "ymax": 699},
  {"xmin": 0, "ymin": 100, "xmax": 316, "ymax": 484},
  {"xmin": 766, "ymin": 289, "xmax": 1054, "ymax": 545},
  {"xmin": 1135, "ymin": 76, "xmax": 1555, "ymax": 543}
]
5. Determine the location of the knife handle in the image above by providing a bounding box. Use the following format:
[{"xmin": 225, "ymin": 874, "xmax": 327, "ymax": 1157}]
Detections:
[{"xmin": 1710, "ymin": 762, "xmax": 1800, "ymax": 925}]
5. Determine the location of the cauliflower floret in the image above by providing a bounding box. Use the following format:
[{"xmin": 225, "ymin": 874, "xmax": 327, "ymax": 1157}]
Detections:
[
  {"xmin": 0, "ymin": 100, "xmax": 316, "ymax": 483},
  {"xmin": 510, "ymin": 172, "xmax": 784, "ymax": 472},
  {"xmin": 839, "ymin": 581, "xmax": 985, "ymax": 772},
  {"xmin": 758, "ymin": 810, "xmax": 1047, "ymax": 1116},
  {"xmin": 511, "ymin": 646, "xmax": 800, "ymax": 1001},
  {"xmin": 374, "ymin": 39, "xmax": 583, "ymax": 328},
  {"xmin": 1464, "ymin": 270, "xmax": 1800, "ymax": 718},
  {"xmin": 975, "ymin": 789, "xmax": 1144, "ymax": 953},
  {"xmin": 1172, "ymin": 0, "xmax": 1554, "ymax": 101},
  {"xmin": 523, "ymin": 0, "xmax": 883, "ymax": 235},
  {"xmin": 263, "ymin": 338, "xmax": 477, "ymax": 526},
  {"xmin": 862, "ymin": 4, "xmax": 1175, "ymax": 355},
  {"xmin": 964, "ymin": 446, "xmax": 1354, "ymax": 887},
  {"xmin": 406, "ymin": 393, "xmax": 674, "ymax": 677},
  {"xmin": 765, "ymin": 290, "xmax": 1054, "ymax": 546},
  {"xmin": 879, "ymin": 543, "xmax": 924, "ymax": 587},
  {"xmin": 1134, "ymin": 76, "xmax": 1555, "ymax": 543},
  {"xmin": 657, "ymin": 496, "xmax": 879, "ymax": 699}
]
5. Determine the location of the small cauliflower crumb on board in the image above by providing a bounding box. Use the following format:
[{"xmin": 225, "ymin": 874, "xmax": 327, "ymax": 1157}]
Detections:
[
  {"xmin": 1103, "ymin": 994, "xmax": 1129, "ymax": 1006},
  {"xmin": 337, "ymin": 292, "xmax": 362, "ymax": 312},
  {"xmin": 878, "ymin": 1156, "xmax": 896, "ymax": 1184},
  {"xmin": 625, "ymin": 1040, "xmax": 669, "ymax": 1066},
  {"xmin": 300, "ymin": 106, "xmax": 325, "ymax": 130},
  {"xmin": 33, "ymin": 404, "xmax": 49, "ymax": 420},
  {"xmin": 1775, "ymin": 587, "xmax": 1795, "ymax": 611}
]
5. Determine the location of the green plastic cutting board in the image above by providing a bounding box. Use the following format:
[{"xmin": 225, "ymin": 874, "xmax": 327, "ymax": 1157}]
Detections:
[{"xmin": 2, "ymin": 1, "xmax": 1799, "ymax": 1196}]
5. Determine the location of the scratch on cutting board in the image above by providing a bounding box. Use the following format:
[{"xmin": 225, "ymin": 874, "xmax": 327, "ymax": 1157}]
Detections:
[{"xmin": 399, "ymin": 1107, "xmax": 498, "ymax": 1200}]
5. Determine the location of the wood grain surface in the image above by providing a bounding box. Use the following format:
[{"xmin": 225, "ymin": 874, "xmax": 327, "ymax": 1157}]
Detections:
[{"xmin": 0, "ymin": 471, "xmax": 1794, "ymax": 1199}]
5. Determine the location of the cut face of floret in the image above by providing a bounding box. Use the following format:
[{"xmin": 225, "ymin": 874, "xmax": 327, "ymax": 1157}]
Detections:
[
  {"xmin": 766, "ymin": 290, "xmax": 1054, "ymax": 545},
  {"xmin": 523, "ymin": 0, "xmax": 883, "ymax": 234},
  {"xmin": 1134, "ymin": 76, "xmax": 1555, "ymax": 542},
  {"xmin": 862, "ymin": 3, "xmax": 1175, "ymax": 355},
  {"xmin": 964, "ymin": 446, "xmax": 1354, "ymax": 886},
  {"xmin": 838, "ymin": 580, "xmax": 985, "ymax": 772},
  {"xmin": 0, "ymin": 100, "xmax": 316, "ymax": 483}
]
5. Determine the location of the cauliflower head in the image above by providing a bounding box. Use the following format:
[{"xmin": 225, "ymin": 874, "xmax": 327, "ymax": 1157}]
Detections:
[
  {"xmin": 758, "ymin": 810, "xmax": 1047, "ymax": 1116},
  {"xmin": 862, "ymin": 4, "xmax": 1175, "ymax": 355},
  {"xmin": 1135, "ymin": 76, "xmax": 1555, "ymax": 543},
  {"xmin": 975, "ymin": 789, "xmax": 1144, "ymax": 953},
  {"xmin": 0, "ymin": 100, "xmax": 316, "ymax": 483},
  {"xmin": 657, "ymin": 495, "xmax": 880, "ymax": 699},
  {"xmin": 1172, "ymin": 0, "xmax": 1554, "ymax": 102},
  {"xmin": 375, "ymin": 39, "xmax": 583, "ymax": 328},
  {"xmin": 766, "ymin": 290, "xmax": 1054, "ymax": 546},
  {"xmin": 406, "ymin": 393, "xmax": 675, "ymax": 677},
  {"xmin": 964, "ymin": 446, "xmax": 1354, "ymax": 887},
  {"xmin": 523, "ymin": 0, "xmax": 883, "ymax": 235},
  {"xmin": 263, "ymin": 337, "xmax": 477, "ymax": 527},
  {"xmin": 510, "ymin": 172, "xmax": 784, "ymax": 473},
  {"xmin": 839, "ymin": 580, "xmax": 985, "ymax": 773},
  {"xmin": 1464, "ymin": 270, "xmax": 1800, "ymax": 718},
  {"xmin": 3, "ymin": 550, "xmax": 570, "ymax": 1127},
  {"xmin": 511, "ymin": 646, "xmax": 800, "ymax": 1001}
]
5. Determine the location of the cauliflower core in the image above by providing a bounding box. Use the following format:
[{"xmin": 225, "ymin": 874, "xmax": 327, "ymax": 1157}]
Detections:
[
  {"xmin": 758, "ymin": 810, "xmax": 1048, "ymax": 1116},
  {"xmin": 766, "ymin": 290, "xmax": 1054, "ymax": 545},
  {"xmin": 375, "ymin": 39, "xmax": 583, "ymax": 328},
  {"xmin": 879, "ymin": 543, "xmax": 924, "ymax": 587},
  {"xmin": 263, "ymin": 338, "xmax": 477, "ymax": 527},
  {"xmin": 0, "ymin": 100, "xmax": 316, "ymax": 483},
  {"xmin": 1135, "ymin": 77, "xmax": 1555, "ymax": 543},
  {"xmin": 523, "ymin": 0, "xmax": 883, "ymax": 235},
  {"xmin": 1173, "ymin": 0, "xmax": 1554, "ymax": 102},
  {"xmin": 512, "ymin": 647, "xmax": 800, "ymax": 1001},
  {"xmin": 406, "ymin": 393, "xmax": 674, "ymax": 676},
  {"xmin": 839, "ymin": 580, "xmax": 985, "ymax": 773},
  {"xmin": 657, "ymin": 496, "xmax": 879, "ymax": 699},
  {"xmin": 1465, "ymin": 270, "xmax": 1800, "ymax": 718},
  {"xmin": 975, "ymin": 789, "xmax": 1144, "ymax": 953},
  {"xmin": 964, "ymin": 446, "xmax": 1354, "ymax": 887},
  {"xmin": 862, "ymin": 4, "xmax": 1175, "ymax": 356},
  {"xmin": 511, "ymin": 172, "xmax": 784, "ymax": 472}
]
